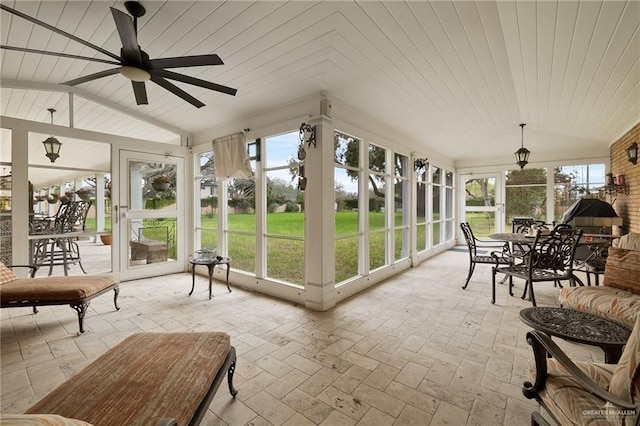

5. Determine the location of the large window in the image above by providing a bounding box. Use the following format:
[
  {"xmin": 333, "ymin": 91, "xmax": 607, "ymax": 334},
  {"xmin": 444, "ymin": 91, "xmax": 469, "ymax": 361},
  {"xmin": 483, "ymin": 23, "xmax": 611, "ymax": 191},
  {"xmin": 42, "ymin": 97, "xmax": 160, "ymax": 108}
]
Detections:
[
  {"xmin": 368, "ymin": 143, "xmax": 387, "ymax": 271},
  {"xmin": 334, "ymin": 131, "xmax": 361, "ymax": 284},
  {"xmin": 394, "ymin": 153, "xmax": 409, "ymax": 261},
  {"xmin": 195, "ymin": 146, "xmax": 257, "ymax": 275},
  {"xmin": 505, "ymin": 168, "xmax": 547, "ymax": 228},
  {"xmin": 444, "ymin": 170, "xmax": 454, "ymax": 241},
  {"xmin": 432, "ymin": 166, "xmax": 442, "ymax": 246},
  {"xmin": 415, "ymin": 160, "xmax": 428, "ymax": 252},
  {"xmin": 264, "ymin": 131, "xmax": 304, "ymax": 286},
  {"xmin": 554, "ymin": 164, "xmax": 605, "ymax": 222},
  {"xmin": 196, "ymin": 152, "xmax": 218, "ymax": 254}
]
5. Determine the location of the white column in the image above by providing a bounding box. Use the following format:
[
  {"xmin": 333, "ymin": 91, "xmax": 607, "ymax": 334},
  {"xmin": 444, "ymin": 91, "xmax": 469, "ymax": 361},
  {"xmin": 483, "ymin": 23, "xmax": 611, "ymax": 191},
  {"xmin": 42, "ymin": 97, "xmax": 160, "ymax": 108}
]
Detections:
[
  {"xmin": 95, "ymin": 174, "xmax": 106, "ymax": 233},
  {"xmin": 304, "ymin": 113, "xmax": 336, "ymax": 311},
  {"xmin": 11, "ymin": 130, "xmax": 29, "ymax": 267}
]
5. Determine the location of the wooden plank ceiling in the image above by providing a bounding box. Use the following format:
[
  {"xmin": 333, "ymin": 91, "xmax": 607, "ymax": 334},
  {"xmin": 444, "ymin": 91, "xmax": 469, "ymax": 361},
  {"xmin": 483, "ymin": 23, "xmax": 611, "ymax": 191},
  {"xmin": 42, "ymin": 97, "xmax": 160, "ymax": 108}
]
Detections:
[{"xmin": 1, "ymin": 0, "xmax": 639, "ymax": 166}]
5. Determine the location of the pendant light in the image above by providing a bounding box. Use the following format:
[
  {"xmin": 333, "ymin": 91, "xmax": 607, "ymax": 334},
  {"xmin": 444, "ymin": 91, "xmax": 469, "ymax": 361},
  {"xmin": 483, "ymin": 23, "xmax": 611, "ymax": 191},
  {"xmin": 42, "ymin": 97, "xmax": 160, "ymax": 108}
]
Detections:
[
  {"xmin": 42, "ymin": 108, "xmax": 62, "ymax": 163},
  {"xmin": 515, "ymin": 123, "xmax": 530, "ymax": 169}
]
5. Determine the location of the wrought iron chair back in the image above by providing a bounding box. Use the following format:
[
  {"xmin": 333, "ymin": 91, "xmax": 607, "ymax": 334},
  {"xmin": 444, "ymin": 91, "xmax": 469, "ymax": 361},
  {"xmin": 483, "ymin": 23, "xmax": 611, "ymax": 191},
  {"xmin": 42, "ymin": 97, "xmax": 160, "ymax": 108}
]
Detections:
[
  {"xmin": 30, "ymin": 201, "xmax": 72, "ymax": 235},
  {"xmin": 512, "ymin": 218, "xmax": 549, "ymax": 234},
  {"xmin": 74, "ymin": 201, "xmax": 92, "ymax": 231},
  {"xmin": 460, "ymin": 222, "xmax": 479, "ymax": 256},
  {"xmin": 30, "ymin": 201, "xmax": 92, "ymax": 276},
  {"xmin": 527, "ymin": 228, "xmax": 583, "ymax": 275},
  {"xmin": 460, "ymin": 222, "xmax": 511, "ymax": 290},
  {"xmin": 512, "ymin": 218, "xmax": 535, "ymax": 234},
  {"xmin": 492, "ymin": 226, "xmax": 583, "ymax": 306}
]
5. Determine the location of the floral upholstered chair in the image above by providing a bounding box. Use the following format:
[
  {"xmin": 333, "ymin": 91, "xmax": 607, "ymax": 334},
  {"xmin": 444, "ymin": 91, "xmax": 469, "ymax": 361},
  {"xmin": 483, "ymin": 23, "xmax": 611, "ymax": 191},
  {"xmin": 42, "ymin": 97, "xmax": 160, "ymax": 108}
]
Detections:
[{"xmin": 523, "ymin": 315, "xmax": 640, "ymax": 425}]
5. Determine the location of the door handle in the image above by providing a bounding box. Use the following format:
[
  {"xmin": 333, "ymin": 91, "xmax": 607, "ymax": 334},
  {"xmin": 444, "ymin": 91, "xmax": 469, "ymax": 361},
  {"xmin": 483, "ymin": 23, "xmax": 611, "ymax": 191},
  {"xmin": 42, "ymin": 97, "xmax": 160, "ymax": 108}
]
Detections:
[{"xmin": 115, "ymin": 206, "xmax": 128, "ymax": 224}]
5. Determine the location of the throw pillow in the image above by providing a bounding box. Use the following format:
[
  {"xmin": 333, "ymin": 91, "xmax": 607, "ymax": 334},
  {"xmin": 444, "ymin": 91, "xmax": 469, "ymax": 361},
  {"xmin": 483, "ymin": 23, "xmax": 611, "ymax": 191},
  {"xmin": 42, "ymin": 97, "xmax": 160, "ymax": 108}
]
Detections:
[
  {"xmin": 602, "ymin": 247, "xmax": 640, "ymax": 295},
  {"xmin": 0, "ymin": 262, "xmax": 17, "ymax": 285},
  {"xmin": 609, "ymin": 314, "xmax": 640, "ymax": 402}
]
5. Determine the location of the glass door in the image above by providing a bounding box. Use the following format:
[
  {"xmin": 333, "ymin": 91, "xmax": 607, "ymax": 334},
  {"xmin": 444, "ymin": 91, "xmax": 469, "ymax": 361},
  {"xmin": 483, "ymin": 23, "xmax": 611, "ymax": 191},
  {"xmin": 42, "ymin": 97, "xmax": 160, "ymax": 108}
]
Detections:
[
  {"xmin": 118, "ymin": 150, "xmax": 185, "ymax": 281},
  {"xmin": 460, "ymin": 173, "xmax": 504, "ymax": 238}
]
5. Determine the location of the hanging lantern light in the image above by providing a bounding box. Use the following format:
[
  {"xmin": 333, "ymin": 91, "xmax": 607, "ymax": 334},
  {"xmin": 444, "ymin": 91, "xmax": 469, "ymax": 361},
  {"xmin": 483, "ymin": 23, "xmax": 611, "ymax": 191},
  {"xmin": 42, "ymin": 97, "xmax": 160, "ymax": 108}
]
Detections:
[
  {"xmin": 515, "ymin": 123, "xmax": 530, "ymax": 169},
  {"xmin": 42, "ymin": 108, "xmax": 62, "ymax": 163}
]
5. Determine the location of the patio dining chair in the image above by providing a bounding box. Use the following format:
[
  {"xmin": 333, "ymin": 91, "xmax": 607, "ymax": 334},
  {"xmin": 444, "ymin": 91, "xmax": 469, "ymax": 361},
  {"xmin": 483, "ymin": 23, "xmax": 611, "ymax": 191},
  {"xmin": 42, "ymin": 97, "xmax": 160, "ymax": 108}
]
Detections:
[
  {"xmin": 460, "ymin": 222, "xmax": 511, "ymax": 290},
  {"xmin": 491, "ymin": 226, "xmax": 583, "ymax": 306},
  {"xmin": 31, "ymin": 201, "xmax": 91, "ymax": 276}
]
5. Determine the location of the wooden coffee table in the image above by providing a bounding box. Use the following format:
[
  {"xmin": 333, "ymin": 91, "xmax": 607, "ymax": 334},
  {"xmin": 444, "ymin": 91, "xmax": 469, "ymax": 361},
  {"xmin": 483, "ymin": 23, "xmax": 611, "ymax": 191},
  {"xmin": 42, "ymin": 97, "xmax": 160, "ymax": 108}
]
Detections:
[{"xmin": 519, "ymin": 307, "xmax": 631, "ymax": 363}]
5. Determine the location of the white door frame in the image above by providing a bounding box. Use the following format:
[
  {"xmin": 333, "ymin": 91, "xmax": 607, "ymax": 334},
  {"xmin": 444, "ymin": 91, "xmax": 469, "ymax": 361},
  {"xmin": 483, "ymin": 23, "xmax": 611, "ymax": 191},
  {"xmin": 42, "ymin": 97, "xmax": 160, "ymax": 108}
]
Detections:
[
  {"xmin": 117, "ymin": 149, "xmax": 186, "ymax": 281},
  {"xmin": 458, "ymin": 172, "xmax": 505, "ymax": 239}
]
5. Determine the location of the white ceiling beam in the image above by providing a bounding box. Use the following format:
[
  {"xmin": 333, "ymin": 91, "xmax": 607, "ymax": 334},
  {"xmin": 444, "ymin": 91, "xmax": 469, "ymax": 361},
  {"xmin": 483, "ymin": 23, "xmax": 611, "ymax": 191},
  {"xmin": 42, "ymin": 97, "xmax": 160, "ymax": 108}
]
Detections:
[
  {"xmin": 0, "ymin": 79, "xmax": 189, "ymax": 138},
  {"xmin": 1, "ymin": 115, "xmax": 173, "ymax": 149}
]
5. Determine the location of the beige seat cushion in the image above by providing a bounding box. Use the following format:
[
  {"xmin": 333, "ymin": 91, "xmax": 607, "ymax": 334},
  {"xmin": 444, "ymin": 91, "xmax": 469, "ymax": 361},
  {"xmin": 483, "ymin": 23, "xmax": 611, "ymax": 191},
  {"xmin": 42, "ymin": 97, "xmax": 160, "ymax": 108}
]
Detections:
[
  {"xmin": 527, "ymin": 359, "xmax": 618, "ymax": 425},
  {"xmin": 558, "ymin": 286, "xmax": 640, "ymax": 328},
  {"xmin": 609, "ymin": 315, "xmax": 640, "ymax": 403},
  {"xmin": 0, "ymin": 275, "xmax": 116, "ymax": 304},
  {"xmin": 613, "ymin": 233, "xmax": 640, "ymax": 251}
]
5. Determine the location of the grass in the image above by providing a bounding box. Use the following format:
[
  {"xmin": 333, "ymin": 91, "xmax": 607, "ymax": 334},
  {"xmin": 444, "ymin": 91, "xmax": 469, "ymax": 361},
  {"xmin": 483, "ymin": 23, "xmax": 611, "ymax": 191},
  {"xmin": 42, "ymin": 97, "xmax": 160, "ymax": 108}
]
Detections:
[
  {"xmin": 88, "ymin": 211, "xmax": 448, "ymax": 286},
  {"xmin": 200, "ymin": 211, "xmax": 417, "ymax": 285}
]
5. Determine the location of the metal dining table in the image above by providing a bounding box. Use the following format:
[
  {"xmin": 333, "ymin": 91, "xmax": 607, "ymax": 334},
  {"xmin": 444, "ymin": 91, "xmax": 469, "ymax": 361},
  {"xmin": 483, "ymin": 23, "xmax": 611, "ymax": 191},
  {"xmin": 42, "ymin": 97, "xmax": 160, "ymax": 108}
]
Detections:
[{"xmin": 488, "ymin": 232, "xmax": 614, "ymax": 286}]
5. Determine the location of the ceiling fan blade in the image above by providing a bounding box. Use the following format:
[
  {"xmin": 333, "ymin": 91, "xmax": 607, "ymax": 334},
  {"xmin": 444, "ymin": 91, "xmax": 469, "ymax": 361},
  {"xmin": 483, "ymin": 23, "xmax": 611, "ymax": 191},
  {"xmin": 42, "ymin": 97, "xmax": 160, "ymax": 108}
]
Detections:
[
  {"xmin": 148, "ymin": 54, "xmax": 224, "ymax": 70},
  {"xmin": 150, "ymin": 75, "xmax": 205, "ymax": 108},
  {"xmin": 1, "ymin": 45, "xmax": 121, "ymax": 65},
  {"xmin": 132, "ymin": 81, "xmax": 148, "ymax": 105},
  {"xmin": 62, "ymin": 68, "xmax": 121, "ymax": 86},
  {"xmin": 0, "ymin": 4, "xmax": 121, "ymax": 62},
  {"xmin": 110, "ymin": 7, "xmax": 142, "ymax": 65},
  {"xmin": 151, "ymin": 69, "xmax": 237, "ymax": 96}
]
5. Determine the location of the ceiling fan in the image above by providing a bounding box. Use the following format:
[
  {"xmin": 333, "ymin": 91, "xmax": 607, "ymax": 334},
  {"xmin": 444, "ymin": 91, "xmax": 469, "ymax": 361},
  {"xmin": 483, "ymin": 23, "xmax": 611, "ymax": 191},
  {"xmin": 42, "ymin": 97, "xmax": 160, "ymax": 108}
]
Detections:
[{"xmin": 0, "ymin": 1, "xmax": 237, "ymax": 108}]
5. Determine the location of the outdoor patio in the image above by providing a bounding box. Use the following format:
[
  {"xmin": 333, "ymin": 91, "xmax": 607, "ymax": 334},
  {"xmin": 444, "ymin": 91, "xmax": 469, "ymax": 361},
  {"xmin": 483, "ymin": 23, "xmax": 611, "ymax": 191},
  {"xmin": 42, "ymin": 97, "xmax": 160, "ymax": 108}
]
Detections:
[{"xmin": 1, "ymin": 248, "xmax": 601, "ymax": 425}]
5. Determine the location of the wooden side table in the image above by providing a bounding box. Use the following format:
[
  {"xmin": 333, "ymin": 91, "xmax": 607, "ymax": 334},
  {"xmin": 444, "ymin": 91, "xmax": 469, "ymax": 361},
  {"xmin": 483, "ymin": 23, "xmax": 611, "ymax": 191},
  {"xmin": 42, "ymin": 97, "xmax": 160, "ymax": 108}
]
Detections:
[{"xmin": 189, "ymin": 256, "xmax": 231, "ymax": 299}]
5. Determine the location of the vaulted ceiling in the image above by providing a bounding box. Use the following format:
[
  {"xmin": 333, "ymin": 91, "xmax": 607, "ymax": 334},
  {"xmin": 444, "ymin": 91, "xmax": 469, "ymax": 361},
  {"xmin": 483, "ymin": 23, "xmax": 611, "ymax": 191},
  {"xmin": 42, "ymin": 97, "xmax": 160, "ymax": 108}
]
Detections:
[{"xmin": 2, "ymin": 0, "xmax": 639, "ymax": 166}]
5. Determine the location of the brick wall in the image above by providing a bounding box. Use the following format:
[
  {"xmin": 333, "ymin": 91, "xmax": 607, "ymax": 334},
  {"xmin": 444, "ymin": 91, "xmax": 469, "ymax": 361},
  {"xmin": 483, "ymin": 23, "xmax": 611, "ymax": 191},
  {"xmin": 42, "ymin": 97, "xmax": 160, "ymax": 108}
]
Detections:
[{"xmin": 610, "ymin": 122, "xmax": 640, "ymax": 233}]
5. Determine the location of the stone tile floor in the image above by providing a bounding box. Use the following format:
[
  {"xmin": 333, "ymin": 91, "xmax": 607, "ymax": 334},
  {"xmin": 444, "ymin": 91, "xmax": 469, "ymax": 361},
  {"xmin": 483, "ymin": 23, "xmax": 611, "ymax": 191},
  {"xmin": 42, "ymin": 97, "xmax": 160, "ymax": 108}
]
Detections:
[{"xmin": 1, "ymin": 249, "xmax": 602, "ymax": 425}]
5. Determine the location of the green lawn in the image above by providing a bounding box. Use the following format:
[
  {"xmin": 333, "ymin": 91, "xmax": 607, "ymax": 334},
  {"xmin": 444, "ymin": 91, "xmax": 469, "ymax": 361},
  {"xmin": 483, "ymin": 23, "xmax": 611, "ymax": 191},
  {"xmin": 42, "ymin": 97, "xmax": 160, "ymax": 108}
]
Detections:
[
  {"xmin": 90, "ymin": 211, "xmax": 442, "ymax": 286},
  {"xmin": 200, "ymin": 212, "xmax": 416, "ymax": 285}
]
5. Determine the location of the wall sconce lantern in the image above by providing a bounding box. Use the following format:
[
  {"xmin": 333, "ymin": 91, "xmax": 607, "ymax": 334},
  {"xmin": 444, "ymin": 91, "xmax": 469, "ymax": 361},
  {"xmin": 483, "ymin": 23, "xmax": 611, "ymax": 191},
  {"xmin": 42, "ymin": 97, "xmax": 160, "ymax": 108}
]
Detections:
[
  {"xmin": 514, "ymin": 123, "xmax": 530, "ymax": 169},
  {"xmin": 626, "ymin": 142, "xmax": 638, "ymax": 165},
  {"xmin": 299, "ymin": 122, "xmax": 316, "ymax": 149},
  {"xmin": 42, "ymin": 108, "xmax": 62, "ymax": 163}
]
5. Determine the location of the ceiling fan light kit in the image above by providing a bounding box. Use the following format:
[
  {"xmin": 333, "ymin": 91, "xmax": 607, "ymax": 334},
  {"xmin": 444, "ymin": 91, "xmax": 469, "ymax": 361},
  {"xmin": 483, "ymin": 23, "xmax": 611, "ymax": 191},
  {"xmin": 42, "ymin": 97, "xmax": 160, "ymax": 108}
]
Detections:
[
  {"xmin": 0, "ymin": 1, "xmax": 237, "ymax": 108},
  {"xmin": 119, "ymin": 66, "xmax": 151, "ymax": 82}
]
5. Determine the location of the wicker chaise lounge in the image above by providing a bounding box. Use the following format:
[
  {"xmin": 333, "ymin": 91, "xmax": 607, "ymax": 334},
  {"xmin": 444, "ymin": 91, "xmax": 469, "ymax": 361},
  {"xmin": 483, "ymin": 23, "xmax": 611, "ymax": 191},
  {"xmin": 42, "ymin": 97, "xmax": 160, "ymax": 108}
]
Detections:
[
  {"xmin": 0, "ymin": 263, "xmax": 119, "ymax": 333},
  {"xmin": 1, "ymin": 332, "xmax": 238, "ymax": 426}
]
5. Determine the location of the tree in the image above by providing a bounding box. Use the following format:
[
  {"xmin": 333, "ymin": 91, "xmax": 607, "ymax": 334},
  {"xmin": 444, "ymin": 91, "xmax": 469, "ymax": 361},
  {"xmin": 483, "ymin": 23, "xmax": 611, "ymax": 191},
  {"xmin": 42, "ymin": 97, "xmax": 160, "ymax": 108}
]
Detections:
[
  {"xmin": 199, "ymin": 152, "xmax": 219, "ymax": 190},
  {"xmin": 334, "ymin": 132, "xmax": 406, "ymax": 202},
  {"xmin": 266, "ymin": 177, "xmax": 296, "ymax": 212},
  {"xmin": 227, "ymin": 178, "xmax": 255, "ymax": 212}
]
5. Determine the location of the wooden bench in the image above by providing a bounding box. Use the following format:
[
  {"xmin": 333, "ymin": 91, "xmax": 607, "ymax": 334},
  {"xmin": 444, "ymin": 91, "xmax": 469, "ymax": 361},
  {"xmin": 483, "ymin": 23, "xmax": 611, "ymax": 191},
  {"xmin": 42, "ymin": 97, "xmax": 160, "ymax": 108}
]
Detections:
[
  {"xmin": 19, "ymin": 332, "xmax": 237, "ymax": 426},
  {"xmin": 0, "ymin": 265, "xmax": 119, "ymax": 333}
]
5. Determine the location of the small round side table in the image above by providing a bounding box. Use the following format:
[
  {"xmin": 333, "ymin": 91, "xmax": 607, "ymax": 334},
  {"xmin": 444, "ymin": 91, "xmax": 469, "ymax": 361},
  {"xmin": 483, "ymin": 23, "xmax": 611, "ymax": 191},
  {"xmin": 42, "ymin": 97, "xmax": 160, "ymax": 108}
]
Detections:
[{"xmin": 189, "ymin": 256, "xmax": 232, "ymax": 299}]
